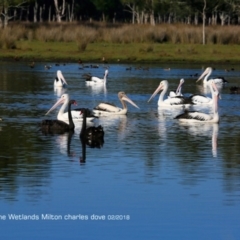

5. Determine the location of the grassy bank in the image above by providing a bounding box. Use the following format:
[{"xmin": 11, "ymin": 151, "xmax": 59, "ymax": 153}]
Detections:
[
  {"xmin": 1, "ymin": 22, "xmax": 240, "ymax": 63},
  {"xmin": 1, "ymin": 41, "xmax": 240, "ymax": 64}
]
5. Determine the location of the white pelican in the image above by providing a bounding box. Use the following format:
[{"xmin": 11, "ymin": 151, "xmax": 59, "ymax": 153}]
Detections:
[
  {"xmin": 54, "ymin": 70, "xmax": 68, "ymax": 87},
  {"xmin": 168, "ymin": 78, "xmax": 184, "ymax": 98},
  {"xmin": 148, "ymin": 80, "xmax": 193, "ymax": 107},
  {"xmin": 189, "ymin": 93, "xmax": 213, "ymax": 105},
  {"xmin": 175, "ymin": 80, "xmax": 220, "ymax": 123},
  {"xmin": 41, "ymin": 100, "xmax": 76, "ymax": 133},
  {"xmin": 196, "ymin": 67, "xmax": 228, "ymax": 86},
  {"xmin": 170, "ymin": 78, "xmax": 216, "ymax": 105},
  {"xmin": 45, "ymin": 94, "xmax": 95, "ymax": 123},
  {"xmin": 93, "ymin": 91, "xmax": 139, "ymax": 116},
  {"xmin": 84, "ymin": 69, "xmax": 108, "ymax": 85}
]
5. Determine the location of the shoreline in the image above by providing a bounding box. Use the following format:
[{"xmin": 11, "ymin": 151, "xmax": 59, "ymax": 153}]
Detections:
[{"xmin": 1, "ymin": 42, "xmax": 240, "ymax": 65}]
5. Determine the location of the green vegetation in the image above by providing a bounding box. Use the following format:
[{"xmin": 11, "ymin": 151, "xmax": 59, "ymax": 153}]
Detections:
[{"xmin": 1, "ymin": 23, "xmax": 240, "ymax": 64}]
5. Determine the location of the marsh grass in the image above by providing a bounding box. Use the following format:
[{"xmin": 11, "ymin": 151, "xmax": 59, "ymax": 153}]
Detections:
[
  {"xmin": 1, "ymin": 22, "xmax": 240, "ymax": 63},
  {"xmin": 4, "ymin": 22, "xmax": 240, "ymax": 44}
]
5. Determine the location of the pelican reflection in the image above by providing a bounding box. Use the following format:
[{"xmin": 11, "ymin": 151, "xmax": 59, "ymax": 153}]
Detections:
[
  {"xmin": 54, "ymin": 86, "xmax": 67, "ymax": 97},
  {"xmin": 178, "ymin": 122, "xmax": 219, "ymax": 158}
]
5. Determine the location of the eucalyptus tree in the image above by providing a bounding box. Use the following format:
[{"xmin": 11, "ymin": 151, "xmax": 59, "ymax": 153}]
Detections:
[
  {"xmin": 202, "ymin": 0, "xmax": 206, "ymax": 44},
  {"xmin": 53, "ymin": 0, "xmax": 65, "ymax": 22},
  {"xmin": 223, "ymin": 0, "xmax": 240, "ymax": 24},
  {"xmin": 153, "ymin": 0, "xmax": 184, "ymax": 24},
  {"xmin": 121, "ymin": 0, "xmax": 152, "ymax": 24},
  {"xmin": 0, "ymin": 0, "xmax": 30, "ymax": 27},
  {"xmin": 90, "ymin": 0, "xmax": 122, "ymax": 22}
]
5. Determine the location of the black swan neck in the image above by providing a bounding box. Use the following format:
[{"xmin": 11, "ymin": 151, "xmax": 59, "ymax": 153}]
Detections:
[
  {"xmin": 68, "ymin": 100, "xmax": 75, "ymax": 130},
  {"xmin": 80, "ymin": 109, "xmax": 87, "ymax": 138}
]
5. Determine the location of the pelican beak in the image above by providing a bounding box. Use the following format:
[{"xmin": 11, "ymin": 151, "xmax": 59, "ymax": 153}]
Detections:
[
  {"xmin": 148, "ymin": 84, "xmax": 163, "ymax": 102},
  {"xmin": 176, "ymin": 79, "xmax": 184, "ymax": 94},
  {"xmin": 45, "ymin": 97, "xmax": 65, "ymax": 115},
  {"xmin": 57, "ymin": 70, "xmax": 68, "ymax": 85},
  {"xmin": 211, "ymin": 81, "xmax": 221, "ymax": 99},
  {"xmin": 196, "ymin": 68, "xmax": 208, "ymax": 83},
  {"xmin": 122, "ymin": 96, "xmax": 140, "ymax": 109}
]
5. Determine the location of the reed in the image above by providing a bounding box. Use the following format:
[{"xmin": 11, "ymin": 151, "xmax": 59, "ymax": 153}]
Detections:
[
  {"xmin": 5, "ymin": 22, "xmax": 240, "ymax": 45},
  {"xmin": 0, "ymin": 28, "xmax": 18, "ymax": 49},
  {"xmin": 1, "ymin": 22, "xmax": 240, "ymax": 63}
]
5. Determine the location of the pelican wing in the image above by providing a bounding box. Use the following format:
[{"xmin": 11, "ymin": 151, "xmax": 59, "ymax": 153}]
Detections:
[
  {"xmin": 175, "ymin": 111, "xmax": 213, "ymax": 121},
  {"xmin": 189, "ymin": 95, "xmax": 211, "ymax": 104},
  {"xmin": 164, "ymin": 96, "xmax": 192, "ymax": 105},
  {"xmin": 94, "ymin": 103, "xmax": 120, "ymax": 112}
]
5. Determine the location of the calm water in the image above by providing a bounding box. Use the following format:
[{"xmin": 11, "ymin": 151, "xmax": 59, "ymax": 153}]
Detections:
[{"xmin": 0, "ymin": 61, "xmax": 240, "ymax": 239}]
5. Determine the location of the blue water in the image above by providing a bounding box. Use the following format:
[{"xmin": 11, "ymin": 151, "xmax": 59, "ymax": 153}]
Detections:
[{"xmin": 0, "ymin": 61, "xmax": 240, "ymax": 239}]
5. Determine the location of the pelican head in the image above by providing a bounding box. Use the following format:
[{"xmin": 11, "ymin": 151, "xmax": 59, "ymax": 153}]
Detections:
[
  {"xmin": 55, "ymin": 70, "xmax": 68, "ymax": 86},
  {"xmin": 45, "ymin": 94, "xmax": 70, "ymax": 115},
  {"xmin": 196, "ymin": 67, "xmax": 212, "ymax": 83},
  {"xmin": 104, "ymin": 69, "xmax": 109, "ymax": 76},
  {"xmin": 175, "ymin": 78, "xmax": 184, "ymax": 95},
  {"xmin": 209, "ymin": 79, "xmax": 221, "ymax": 99},
  {"xmin": 148, "ymin": 80, "xmax": 168, "ymax": 102},
  {"xmin": 118, "ymin": 91, "xmax": 140, "ymax": 109}
]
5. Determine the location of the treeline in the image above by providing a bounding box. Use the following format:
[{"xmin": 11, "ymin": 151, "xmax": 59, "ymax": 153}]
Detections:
[{"xmin": 1, "ymin": 0, "xmax": 240, "ymax": 27}]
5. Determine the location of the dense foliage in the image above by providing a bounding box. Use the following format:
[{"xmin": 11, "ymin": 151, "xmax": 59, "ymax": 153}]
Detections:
[{"xmin": 1, "ymin": 0, "xmax": 240, "ymax": 27}]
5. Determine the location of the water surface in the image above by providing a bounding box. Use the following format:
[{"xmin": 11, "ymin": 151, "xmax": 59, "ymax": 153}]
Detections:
[{"xmin": 0, "ymin": 61, "xmax": 240, "ymax": 239}]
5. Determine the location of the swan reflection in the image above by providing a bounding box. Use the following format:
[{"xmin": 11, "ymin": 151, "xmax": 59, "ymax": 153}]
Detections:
[{"xmin": 80, "ymin": 134, "xmax": 105, "ymax": 163}]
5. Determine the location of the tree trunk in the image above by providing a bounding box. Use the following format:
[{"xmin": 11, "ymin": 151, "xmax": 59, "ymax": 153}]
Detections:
[
  {"xmin": 132, "ymin": 4, "xmax": 135, "ymax": 24},
  {"xmin": 48, "ymin": 5, "xmax": 51, "ymax": 22},
  {"xmin": 150, "ymin": 10, "xmax": 155, "ymax": 25},
  {"xmin": 202, "ymin": 0, "xmax": 206, "ymax": 45},
  {"xmin": 40, "ymin": 6, "xmax": 43, "ymax": 22},
  {"xmin": 3, "ymin": 7, "xmax": 9, "ymax": 28},
  {"xmin": 220, "ymin": 12, "xmax": 228, "ymax": 26},
  {"xmin": 33, "ymin": 1, "xmax": 38, "ymax": 23},
  {"xmin": 68, "ymin": 0, "xmax": 75, "ymax": 22},
  {"xmin": 102, "ymin": 12, "xmax": 105, "ymax": 22},
  {"xmin": 54, "ymin": 0, "xmax": 66, "ymax": 22},
  {"xmin": 194, "ymin": 12, "xmax": 198, "ymax": 25}
]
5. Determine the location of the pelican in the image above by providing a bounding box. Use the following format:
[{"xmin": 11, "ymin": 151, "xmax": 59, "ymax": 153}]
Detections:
[
  {"xmin": 45, "ymin": 94, "xmax": 95, "ymax": 123},
  {"xmin": 168, "ymin": 78, "xmax": 184, "ymax": 98},
  {"xmin": 196, "ymin": 67, "xmax": 228, "ymax": 86},
  {"xmin": 174, "ymin": 80, "xmax": 220, "ymax": 123},
  {"xmin": 169, "ymin": 78, "xmax": 216, "ymax": 105},
  {"xmin": 93, "ymin": 91, "xmax": 139, "ymax": 116},
  {"xmin": 148, "ymin": 80, "xmax": 193, "ymax": 107},
  {"xmin": 41, "ymin": 100, "xmax": 76, "ymax": 133},
  {"xmin": 83, "ymin": 69, "xmax": 108, "ymax": 85},
  {"xmin": 189, "ymin": 93, "xmax": 213, "ymax": 105},
  {"xmin": 80, "ymin": 108, "xmax": 104, "ymax": 148},
  {"xmin": 54, "ymin": 70, "xmax": 68, "ymax": 87}
]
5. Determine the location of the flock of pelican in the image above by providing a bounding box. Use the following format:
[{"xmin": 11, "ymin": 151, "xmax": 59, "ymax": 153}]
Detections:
[
  {"xmin": 41, "ymin": 69, "xmax": 140, "ymax": 142},
  {"xmin": 41, "ymin": 66, "xmax": 228, "ymax": 136}
]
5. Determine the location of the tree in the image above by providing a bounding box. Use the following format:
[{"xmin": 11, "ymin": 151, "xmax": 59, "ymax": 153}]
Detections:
[
  {"xmin": 0, "ymin": 0, "xmax": 29, "ymax": 27},
  {"xmin": 91, "ymin": 0, "xmax": 122, "ymax": 22},
  {"xmin": 202, "ymin": 0, "xmax": 206, "ymax": 44},
  {"xmin": 53, "ymin": 0, "xmax": 65, "ymax": 22}
]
